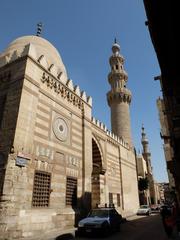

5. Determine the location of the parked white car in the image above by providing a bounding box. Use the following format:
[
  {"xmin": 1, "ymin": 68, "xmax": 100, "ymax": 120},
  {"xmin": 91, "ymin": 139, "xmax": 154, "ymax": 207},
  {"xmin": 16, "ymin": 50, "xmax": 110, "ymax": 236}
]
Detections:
[
  {"xmin": 77, "ymin": 207, "xmax": 122, "ymax": 236},
  {"xmin": 137, "ymin": 205, "xmax": 151, "ymax": 216}
]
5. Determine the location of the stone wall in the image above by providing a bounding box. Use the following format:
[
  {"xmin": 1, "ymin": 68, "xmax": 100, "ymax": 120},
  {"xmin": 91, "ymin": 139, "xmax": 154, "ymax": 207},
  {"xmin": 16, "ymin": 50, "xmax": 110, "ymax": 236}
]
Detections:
[
  {"xmin": 0, "ymin": 55, "xmax": 93, "ymax": 239},
  {"xmin": 91, "ymin": 120, "xmax": 139, "ymax": 216}
]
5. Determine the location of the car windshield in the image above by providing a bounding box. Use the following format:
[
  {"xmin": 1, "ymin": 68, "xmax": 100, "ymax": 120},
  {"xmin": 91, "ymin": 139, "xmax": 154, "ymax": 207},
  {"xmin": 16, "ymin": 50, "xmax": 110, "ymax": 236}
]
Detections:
[
  {"xmin": 88, "ymin": 209, "xmax": 109, "ymax": 218},
  {"xmin": 140, "ymin": 205, "xmax": 148, "ymax": 209}
]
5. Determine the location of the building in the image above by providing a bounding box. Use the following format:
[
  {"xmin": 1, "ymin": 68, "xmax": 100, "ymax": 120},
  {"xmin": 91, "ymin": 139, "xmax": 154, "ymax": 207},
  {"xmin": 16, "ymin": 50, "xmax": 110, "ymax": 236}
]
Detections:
[
  {"xmin": 143, "ymin": 0, "xmax": 180, "ymax": 204},
  {"xmin": 157, "ymin": 98, "xmax": 176, "ymax": 190},
  {"xmin": 0, "ymin": 35, "xmax": 139, "ymax": 239},
  {"xmin": 158, "ymin": 182, "xmax": 172, "ymax": 204},
  {"xmin": 136, "ymin": 153, "xmax": 150, "ymax": 205},
  {"xmin": 136, "ymin": 126, "xmax": 158, "ymax": 205}
]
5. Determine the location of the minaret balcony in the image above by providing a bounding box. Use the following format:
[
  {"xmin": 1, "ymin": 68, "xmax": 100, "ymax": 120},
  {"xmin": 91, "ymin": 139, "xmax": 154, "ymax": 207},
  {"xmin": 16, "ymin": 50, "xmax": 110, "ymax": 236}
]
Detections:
[
  {"xmin": 107, "ymin": 90, "xmax": 131, "ymax": 105},
  {"xmin": 109, "ymin": 55, "xmax": 124, "ymax": 65},
  {"xmin": 108, "ymin": 71, "xmax": 128, "ymax": 84}
]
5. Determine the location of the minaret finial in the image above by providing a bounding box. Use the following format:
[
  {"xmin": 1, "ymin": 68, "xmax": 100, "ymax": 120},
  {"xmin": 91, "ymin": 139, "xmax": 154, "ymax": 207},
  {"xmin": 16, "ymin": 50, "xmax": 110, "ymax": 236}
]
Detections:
[
  {"xmin": 36, "ymin": 22, "xmax": 43, "ymax": 37},
  {"xmin": 112, "ymin": 38, "xmax": 120, "ymax": 55}
]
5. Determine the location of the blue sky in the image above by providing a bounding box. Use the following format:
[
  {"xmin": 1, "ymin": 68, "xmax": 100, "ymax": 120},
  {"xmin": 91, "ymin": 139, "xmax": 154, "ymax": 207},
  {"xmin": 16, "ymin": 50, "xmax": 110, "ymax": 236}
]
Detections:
[{"xmin": 0, "ymin": 0, "xmax": 168, "ymax": 182}]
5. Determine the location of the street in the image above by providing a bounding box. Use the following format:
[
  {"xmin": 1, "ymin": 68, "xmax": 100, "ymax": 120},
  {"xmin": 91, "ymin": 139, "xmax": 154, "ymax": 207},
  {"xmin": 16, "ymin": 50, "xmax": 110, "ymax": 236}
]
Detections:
[{"xmin": 74, "ymin": 214, "xmax": 173, "ymax": 240}]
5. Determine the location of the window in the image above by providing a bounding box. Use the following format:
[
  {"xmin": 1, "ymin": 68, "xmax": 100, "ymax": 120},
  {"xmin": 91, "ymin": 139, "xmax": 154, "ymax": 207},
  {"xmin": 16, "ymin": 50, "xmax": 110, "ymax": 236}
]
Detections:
[
  {"xmin": 116, "ymin": 65, "xmax": 118, "ymax": 70},
  {"xmin": 32, "ymin": 171, "xmax": 51, "ymax": 207},
  {"xmin": 109, "ymin": 192, "xmax": 113, "ymax": 204},
  {"xmin": 117, "ymin": 194, "xmax": 121, "ymax": 207},
  {"xmin": 66, "ymin": 177, "xmax": 77, "ymax": 206}
]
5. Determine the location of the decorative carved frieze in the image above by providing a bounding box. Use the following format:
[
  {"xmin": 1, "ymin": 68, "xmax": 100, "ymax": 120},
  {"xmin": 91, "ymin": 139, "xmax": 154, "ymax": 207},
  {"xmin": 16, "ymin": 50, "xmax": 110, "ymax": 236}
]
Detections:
[
  {"xmin": 67, "ymin": 155, "xmax": 79, "ymax": 168},
  {"xmin": 36, "ymin": 145, "xmax": 54, "ymax": 160},
  {"xmin": 41, "ymin": 72, "xmax": 84, "ymax": 111}
]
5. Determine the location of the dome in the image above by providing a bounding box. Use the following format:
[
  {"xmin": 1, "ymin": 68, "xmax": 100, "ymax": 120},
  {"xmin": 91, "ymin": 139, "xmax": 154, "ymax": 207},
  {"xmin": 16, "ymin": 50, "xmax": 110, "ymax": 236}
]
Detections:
[{"xmin": 0, "ymin": 35, "xmax": 68, "ymax": 81}]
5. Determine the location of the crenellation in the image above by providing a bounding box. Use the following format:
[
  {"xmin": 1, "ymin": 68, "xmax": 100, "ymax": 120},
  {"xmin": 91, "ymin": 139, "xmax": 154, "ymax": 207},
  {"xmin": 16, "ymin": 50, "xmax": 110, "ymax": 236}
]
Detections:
[
  {"xmin": 87, "ymin": 96, "xmax": 92, "ymax": 106},
  {"xmin": 37, "ymin": 55, "xmax": 48, "ymax": 69},
  {"xmin": 57, "ymin": 71, "xmax": 63, "ymax": 80},
  {"xmin": 22, "ymin": 43, "xmax": 37, "ymax": 60},
  {"xmin": 74, "ymin": 85, "xmax": 81, "ymax": 96},
  {"xmin": 81, "ymin": 90, "xmax": 87, "ymax": 101},
  {"xmin": 66, "ymin": 79, "xmax": 74, "ymax": 91},
  {"xmin": 100, "ymin": 122, "xmax": 104, "ymax": 129},
  {"xmin": 95, "ymin": 119, "xmax": 100, "ymax": 127},
  {"xmin": 0, "ymin": 55, "xmax": 10, "ymax": 67},
  {"xmin": 10, "ymin": 50, "xmax": 21, "ymax": 62},
  {"xmin": 91, "ymin": 117, "xmax": 96, "ymax": 124}
]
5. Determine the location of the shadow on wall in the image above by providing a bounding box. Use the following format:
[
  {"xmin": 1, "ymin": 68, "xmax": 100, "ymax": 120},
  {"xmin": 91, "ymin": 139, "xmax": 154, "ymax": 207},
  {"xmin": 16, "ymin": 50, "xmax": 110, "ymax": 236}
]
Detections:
[
  {"xmin": 54, "ymin": 192, "xmax": 91, "ymax": 240},
  {"xmin": 0, "ymin": 152, "xmax": 7, "ymax": 201},
  {"xmin": 73, "ymin": 191, "xmax": 91, "ymax": 227}
]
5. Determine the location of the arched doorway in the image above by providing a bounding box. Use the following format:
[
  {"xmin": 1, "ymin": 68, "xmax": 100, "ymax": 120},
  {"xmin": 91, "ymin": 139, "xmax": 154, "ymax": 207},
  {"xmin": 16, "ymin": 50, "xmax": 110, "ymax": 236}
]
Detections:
[{"xmin": 92, "ymin": 138, "xmax": 105, "ymax": 208}]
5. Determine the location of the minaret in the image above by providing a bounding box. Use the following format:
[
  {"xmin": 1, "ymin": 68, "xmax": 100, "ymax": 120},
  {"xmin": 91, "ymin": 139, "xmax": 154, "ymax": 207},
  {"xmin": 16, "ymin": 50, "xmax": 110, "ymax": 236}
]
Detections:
[
  {"xmin": 141, "ymin": 125, "xmax": 152, "ymax": 174},
  {"xmin": 107, "ymin": 39, "xmax": 132, "ymax": 147},
  {"xmin": 141, "ymin": 125, "xmax": 157, "ymax": 204}
]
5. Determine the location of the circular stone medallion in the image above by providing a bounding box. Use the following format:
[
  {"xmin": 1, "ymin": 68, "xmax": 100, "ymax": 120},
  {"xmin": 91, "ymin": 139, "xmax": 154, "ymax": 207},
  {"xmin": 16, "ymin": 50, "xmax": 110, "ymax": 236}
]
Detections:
[{"xmin": 53, "ymin": 117, "xmax": 68, "ymax": 141}]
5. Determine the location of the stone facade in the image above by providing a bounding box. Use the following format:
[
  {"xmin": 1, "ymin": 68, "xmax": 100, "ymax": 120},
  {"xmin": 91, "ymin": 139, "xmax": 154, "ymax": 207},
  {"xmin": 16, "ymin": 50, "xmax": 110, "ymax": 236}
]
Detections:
[
  {"xmin": 156, "ymin": 98, "xmax": 175, "ymax": 190},
  {"xmin": 0, "ymin": 36, "xmax": 139, "ymax": 239}
]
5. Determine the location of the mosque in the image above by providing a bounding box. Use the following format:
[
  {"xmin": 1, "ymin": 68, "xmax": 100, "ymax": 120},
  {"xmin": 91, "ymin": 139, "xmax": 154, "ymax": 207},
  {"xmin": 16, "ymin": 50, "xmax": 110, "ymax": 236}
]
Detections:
[{"xmin": 0, "ymin": 33, "xmax": 139, "ymax": 239}]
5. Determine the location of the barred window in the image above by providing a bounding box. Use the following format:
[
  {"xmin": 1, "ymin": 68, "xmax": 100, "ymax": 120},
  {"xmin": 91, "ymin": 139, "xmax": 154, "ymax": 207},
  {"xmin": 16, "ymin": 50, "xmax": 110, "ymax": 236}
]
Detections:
[
  {"xmin": 117, "ymin": 193, "xmax": 121, "ymax": 207},
  {"xmin": 109, "ymin": 192, "xmax": 113, "ymax": 204},
  {"xmin": 32, "ymin": 171, "xmax": 51, "ymax": 207},
  {"xmin": 66, "ymin": 177, "xmax": 77, "ymax": 206}
]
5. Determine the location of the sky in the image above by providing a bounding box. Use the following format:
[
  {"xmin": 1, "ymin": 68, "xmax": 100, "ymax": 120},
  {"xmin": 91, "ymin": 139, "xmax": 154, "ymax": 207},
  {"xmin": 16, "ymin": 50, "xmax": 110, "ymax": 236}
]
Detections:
[{"xmin": 0, "ymin": 0, "xmax": 168, "ymax": 182}]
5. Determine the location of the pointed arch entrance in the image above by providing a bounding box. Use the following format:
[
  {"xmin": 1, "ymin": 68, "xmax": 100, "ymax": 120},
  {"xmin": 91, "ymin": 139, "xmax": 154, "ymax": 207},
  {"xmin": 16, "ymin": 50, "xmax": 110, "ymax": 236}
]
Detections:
[{"xmin": 92, "ymin": 138, "xmax": 106, "ymax": 208}]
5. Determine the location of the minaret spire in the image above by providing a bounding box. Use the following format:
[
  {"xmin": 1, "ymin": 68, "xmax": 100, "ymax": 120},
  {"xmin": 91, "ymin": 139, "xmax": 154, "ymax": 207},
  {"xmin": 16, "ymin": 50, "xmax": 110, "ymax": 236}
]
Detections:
[
  {"xmin": 36, "ymin": 22, "xmax": 43, "ymax": 37},
  {"xmin": 107, "ymin": 40, "xmax": 133, "ymax": 147}
]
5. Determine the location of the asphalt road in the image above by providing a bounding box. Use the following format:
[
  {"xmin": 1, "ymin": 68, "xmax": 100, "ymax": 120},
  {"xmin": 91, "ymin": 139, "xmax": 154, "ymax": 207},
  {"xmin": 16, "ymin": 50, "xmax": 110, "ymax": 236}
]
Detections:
[{"xmin": 75, "ymin": 214, "xmax": 173, "ymax": 240}]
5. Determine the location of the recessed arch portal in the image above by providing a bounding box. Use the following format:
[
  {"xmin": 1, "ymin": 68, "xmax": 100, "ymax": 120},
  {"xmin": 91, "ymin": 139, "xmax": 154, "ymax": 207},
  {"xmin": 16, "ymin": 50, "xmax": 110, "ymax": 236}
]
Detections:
[
  {"xmin": 92, "ymin": 138, "xmax": 103, "ymax": 174},
  {"xmin": 91, "ymin": 137, "xmax": 105, "ymax": 208}
]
